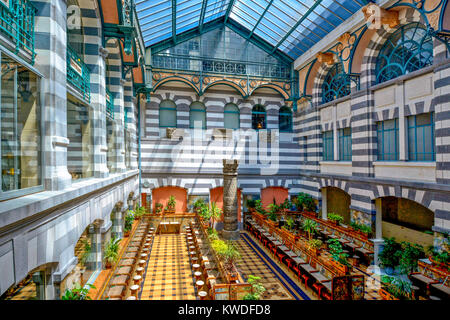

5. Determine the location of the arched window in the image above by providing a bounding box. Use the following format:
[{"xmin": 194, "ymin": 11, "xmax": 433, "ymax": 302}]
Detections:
[
  {"xmin": 224, "ymin": 103, "xmax": 239, "ymax": 129},
  {"xmin": 279, "ymin": 106, "xmax": 292, "ymax": 132},
  {"xmin": 159, "ymin": 100, "xmax": 177, "ymax": 127},
  {"xmin": 322, "ymin": 63, "xmax": 351, "ymax": 104},
  {"xmin": 376, "ymin": 22, "xmax": 433, "ymax": 84},
  {"xmin": 189, "ymin": 101, "xmax": 206, "ymax": 129},
  {"xmin": 252, "ymin": 105, "xmax": 266, "ymax": 130}
]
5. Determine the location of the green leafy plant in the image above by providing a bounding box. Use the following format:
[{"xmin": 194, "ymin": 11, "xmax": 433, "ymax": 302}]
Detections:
[
  {"xmin": 135, "ymin": 206, "xmax": 147, "ymax": 219},
  {"xmin": 242, "ymin": 275, "xmax": 266, "ymax": 300},
  {"xmin": 280, "ymin": 199, "xmax": 291, "ymax": 211},
  {"xmin": 350, "ymin": 221, "xmax": 372, "ymax": 236},
  {"xmin": 61, "ymin": 283, "xmax": 95, "ymax": 300},
  {"xmin": 246, "ymin": 199, "xmax": 256, "ymax": 209},
  {"xmin": 124, "ymin": 211, "xmax": 134, "ymax": 233},
  {"xmin": 79, "ymin": 239, "xmax": 91, "ymax": 267},
  {"xmin": 154, "ymin": 203, "xmax": 163, "ymax": 214},
  {"xmin": 209, "ymin": 202, "xmax": 222, "ymax": 227},
  {"xmin": 211, "ymin": 239, "xmax": 240, "ymax": 273},
  {"xmin": 302, "ymin": 218, "xmax": 318, "ymax": 241},
  {"xmin": 379, "ymin": 237, "xmax": 402, "ymax": 270},
  {"xmin": 207, "ymin": 227, "xmax": 219, "ymax": 241},
  {"xmin": 166, "ymin": 195, "xmax": 176, "ymax": 211},
  {"xmin": 327, "ymin": 238, "xmax": 350, "ymax": 267},
  {"xmin": 285, "ymin": 217, "xmax": 295, "ymax": 231},
  {"xmin": 327, "ymin": 213, "xmax": 344, "ymax": 224},
  {"xmin": 308, "ymin": 239, "xmax": 323, "ymax": 250},
  {"xmin": 103, "ymin": 236, "xmax": 121, "ymax": 266},
  {"xmin": 381, "ymin": 275, "xmax": 412, "ymax": 299},
  {"xmin": 426, "ymin": 245, "xmax": 450, "ymax": 266},
  {"xmin": 398, "ymin": 241, "xmax": 424, "ymax": 274},
  {"xmin": 295, "ymin": 192, "xmax": 316, "ymax": 212},
  {"xmin": 193, "ymin": 198, "xmax": 206, "ymax": 212},
  {"xmin": 254, "ymin": 200, "xmax": 266, "ymax": 215}
]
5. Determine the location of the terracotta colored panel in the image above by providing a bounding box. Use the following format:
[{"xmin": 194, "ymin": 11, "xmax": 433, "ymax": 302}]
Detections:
[
  {"xmin": 351, "ymin": 28, "xmax": 376, "ymax": 74},
  {"xmin": 141, "ymin": 193, "xmax": 147, "ymax": 210},
  {"xmin": 100, "ymin": 0, "xmax": 120, "ymax": 24},
  {"xmin": 305, "ymin": 60, "xmax": 320, "ymax": 96},
  {"xmin": 261, "ymin": 187, "xmax": 289, "ymax": 210},
  {"xmin": 210, "ymin": 187, "xmax": 242, "ymax": 222},
  {"xmin": 152, "ymin": 186, "xmax": 187, "ymax": 213},
  {"xmin": 133, "ymin": 67, "xmax": 143, "ymax": 84},
  {"xmin": 121, "ymin": 42, "xmax": 135, "ymax": 62}
]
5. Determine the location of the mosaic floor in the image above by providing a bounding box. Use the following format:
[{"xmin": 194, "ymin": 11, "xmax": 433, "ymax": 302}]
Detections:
[
  {"xmin": 140, "ymin": 234, "xmax": 196, "ymax": 300},
  {"xmin": 236, "ymin": 233, "xmax": 311, "ymax": 300}
]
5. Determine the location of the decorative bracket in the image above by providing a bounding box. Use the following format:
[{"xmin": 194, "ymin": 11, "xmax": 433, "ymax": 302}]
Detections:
[
  {"xmin": 362, "ymin": 3, "xmax": 399, "ymax": 29},
  {"xmin": 316, "ymin": 52, "xmax": 336, "ymax": 66}
]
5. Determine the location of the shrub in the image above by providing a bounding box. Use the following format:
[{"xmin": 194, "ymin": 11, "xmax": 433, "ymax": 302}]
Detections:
[
  {"xmin": 124, "ymin": 212, "xmax": 134, "ymax": 233},
  {"xmin": 327, "ymin": 213, "xmax": 344, "ymax": 224},
  {"xmin": 295, "ymin": 192, "xmax": 316, "ymax": 212},
  {"xmin": 398, "ymin": 241, "xmax": 424, "ymax": 274},
  {"xmin": 104, "ymin": 236, "xmax": 121, "ymax": 265},
  {"xmin": 61, "ymin": 283, "xmax": 95, "ymax": 300},
  {"xmin": 379, "ymin": 237, "xmax": 402, "ymax": 270},
  {"xmin": 242, "ymin": 275, "xmax": 266, "ymax": 300}
]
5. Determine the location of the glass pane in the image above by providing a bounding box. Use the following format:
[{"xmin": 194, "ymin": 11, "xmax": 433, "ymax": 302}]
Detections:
[
  {"xmin": 1, "ymin": 55, "xmax": 41, "ymax": 192},
  {"xmin": 190, "ymin": 111, "xmax": 206, "ymax": 129},
  {"xmin": 160, "ymin": 109, "xmax": 177, "ymax": 127},
  {"xmin": 67, "ymin": 96, "xmax": 93, "ymax": 180},
  {"xmin": 224, "ymin": 113, "xmax": 239, "ymax": 129}
]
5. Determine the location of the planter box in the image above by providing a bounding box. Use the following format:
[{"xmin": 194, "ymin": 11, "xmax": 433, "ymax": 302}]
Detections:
[
  {"xmin": 164, "ymin": 208, "xmax": 175, "ymax": 214},
  {"xmin": 378, "ymin": 288, "xmax": 399, "ymax": 300}
]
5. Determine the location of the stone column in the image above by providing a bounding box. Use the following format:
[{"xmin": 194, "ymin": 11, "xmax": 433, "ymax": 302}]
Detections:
[
  {"xmin": 222, "ymin": 159, "xmax": 239, "ymax": 240},
  {"xmin": 87, "ymin": 224, "xmax": 102, "ymax": 270}
]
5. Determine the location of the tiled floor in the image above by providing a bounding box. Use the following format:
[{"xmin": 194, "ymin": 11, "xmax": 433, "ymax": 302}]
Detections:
[
  {"xmin": 140, "ymin": 234, "xmax": 196, "ymax": 300},
  {"xmin": 236, "ymin": 233, "xmax": 311, "ymax": 300}
]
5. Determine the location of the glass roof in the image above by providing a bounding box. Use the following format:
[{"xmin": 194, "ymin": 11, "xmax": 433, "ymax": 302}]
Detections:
[{"xmin": 136, "ymin": 0, "xmax": 367, "ymax": 60}]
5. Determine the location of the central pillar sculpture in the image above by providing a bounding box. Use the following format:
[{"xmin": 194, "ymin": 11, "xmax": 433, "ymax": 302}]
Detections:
[{"xmin": 222, "ymin": 159, "xmax": 239, "ymax": 240}]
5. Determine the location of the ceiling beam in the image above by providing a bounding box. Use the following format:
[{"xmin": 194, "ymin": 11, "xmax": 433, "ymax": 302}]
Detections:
[
  {"xmin": 172, "ymin": 0, "xmax": 177, "ymax": 43},
  {"xmin": 271, "ymin": 0, "xmax": 324, "ymax": 54},
  {"xmin": 224, "ymin": 0, "xmax": 236, "ymax": 24},
  {"xmin": 249, "ymin": 0, "xmax": 274, "ymax": 39},
  {"xmin": 199, "ymin": 0, "xmax": 208, "ymax": 33}
]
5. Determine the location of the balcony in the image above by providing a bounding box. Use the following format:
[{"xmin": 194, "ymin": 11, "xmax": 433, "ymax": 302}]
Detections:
[
  {"xmin": 0, "ymin": 0, "xmax": 36, "ymax": 61},
  {"xmin": 67, "ymin": 45, "xmax": 91, "ymax": 102}
]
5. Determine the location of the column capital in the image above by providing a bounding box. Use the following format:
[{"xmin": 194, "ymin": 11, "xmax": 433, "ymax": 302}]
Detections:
[{"xmin": 223, "ymin": 159, "xmax": 239, "ymax": 174}]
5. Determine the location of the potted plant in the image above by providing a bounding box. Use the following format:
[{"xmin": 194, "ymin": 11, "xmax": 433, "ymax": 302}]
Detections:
[
  {"xmin": 254, "ymin": 200, "xmax": 267, "ymax": 218},
  {"xmin": 242, "ymin": 275, "xmax": 266, "ymax": 300},
  {"xmin": 154, "ymin": 202, "xmax": 163, "ymax": 215},
  {"xmin": 165, "ymin": 195, "xmax": 176, "ymax": 214},
  {"xmin": 295, "ymin": 192, "xmax": 316, "ymax": 215},
  {"xmin": 61, "ymin": 283, "xmax": 95, "ymax": 300},
  {"xmin": 207, "ymin": 227, "xmax": 219, "ymax": 241},
  {"xmin": 193, "ymin": 198, "xmax": 206, "ymax": 214},
  {"xmin": 124, "ymin": 211, "xmax": 134, "ymax": 237},
  {"xmin": 302, "ymin": 218, "xmax": 318, "ymax": 242},
  {"xmin": 327, "ymin": 213, "xmax": 344, "ymax": 226},
  {"xmin": 209, "ymin": 202, "xmax": 222, "ymax": 228},
  {"xmin": 134, "ymin": 206, "xmax": 147, "ymax": 220},
  {"xmin": 212, "ymin": 239, "xmax": 241, "ymax": 283},
  {"xmin": 379, "ymin": 237, "xmax": 402, "ymax": 275},
  {"xmin": 398, "ymin": 241, "xmax": 424, "ymax": 275},
  {"xmin": 379, "ymin": 275, "xmax": 412, "ymax": 300},
  {"xmin": 426, "ymin": 245, "xmax": 450, "ymax": 271},
  {"xmin": 308, "ymin": 239, "xmax": 323, "ymax": 256},
  {"xmin": 103, "ymin": 236, "xmax": 121, "ymax": 269},
  {"xmin": 327, "ymin": 238, "xmax": 351, "ymax": 274}
]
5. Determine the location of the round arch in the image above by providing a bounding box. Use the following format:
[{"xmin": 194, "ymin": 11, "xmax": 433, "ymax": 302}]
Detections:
[
  {"xmin": 249, "ymin": 83, "xmax": 290, "ymax": 100},
  {"xmin": 152, "ymin": 76, "xmax": 200, "ymax": 95},
  {"xmin": 203, "ymin": 80, "xmax": 247, "ymax": 98}
]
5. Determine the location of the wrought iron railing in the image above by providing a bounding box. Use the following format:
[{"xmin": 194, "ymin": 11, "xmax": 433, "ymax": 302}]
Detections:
[
  {"xmin": 67, "ymin": 45, "xmax": 91, "ymax": 102},
  {"xmin": 106, "ymin": 89, "xmax": 114, "ymax": 119},
  {"xmin": 0, "ymin": 0, "xmax": 36, "ymax": 61},
  {"xmin": 152, "ymin": 53, "xmax": 291, "ymax": 80}
]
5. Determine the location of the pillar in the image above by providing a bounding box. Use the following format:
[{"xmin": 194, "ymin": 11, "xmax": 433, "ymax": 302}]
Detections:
[
  {"xmin": 111, "ymin": 204, "xmax": 123, "ymax": 239},
  {"xmin": 87, "ymin": 224, "xmax": 102, "ymax": 270},
  {"xmin": 321, "ymin": 188, "xmax": 328, "ymax": 220},
  {"xmin": 222, "ymin": 159, "xmax": 239, "ymax": 240}
]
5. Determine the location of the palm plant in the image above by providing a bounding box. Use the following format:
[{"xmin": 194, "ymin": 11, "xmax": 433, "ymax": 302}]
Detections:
[
  {"xmin": 302, "ymin": 218, "xmax": 318, "ymax": 241},
  {"xmin": 209, "ymin": 202, "xmax": 222, "ymax": 227}
]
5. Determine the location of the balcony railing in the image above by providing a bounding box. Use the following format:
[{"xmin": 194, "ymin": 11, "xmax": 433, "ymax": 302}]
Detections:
[
  {"xmin": 0, "ymin": 0, "xmax": 36, "ymax": 61},
  {"xmin": 106, "ymin": 89, "xmax": 114, "ymax": 119},
  {"xmin": 67, "ymin": 45, "xmax": 91, "ymax": 102},
  {"xmin": 152, "ymin": 53, "xmax": 291, "ymax": 80}
]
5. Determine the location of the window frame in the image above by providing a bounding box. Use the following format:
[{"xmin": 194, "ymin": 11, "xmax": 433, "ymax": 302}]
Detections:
[
  {"xmin": 407, "ymin": 112, "xmax": 435, "ymax": 162},
  {"xmin": 377, "ymin": 119, "xmax": 399, "ymax": 161},
  {"xmin": 252, "ymin": 104, "xmax": 267, "ymax": 130},
  {"xmin": 0, "ymin": 49, "xmax": 45, "ymax": 201},
  {"xmin": 279, "ymin": 106, "xmax": 293, "ymax": 133},
  {"xmin": 338, "ymin": 127, "xmax": 352, "ymax": 161},
  {"xmin": 189, "ymin": 101, "xmax": 206, "ymax": 129},
  {"xmin": 223, "ymin": 103, "xmax": 240, "ymax": 130},
  {"xmin": 322, "ymin": 130, "xmax": 334, "ymax": 161},
  {"xmin": 159, "ymin": 99, "xmax": 177, "ymax": 128}
]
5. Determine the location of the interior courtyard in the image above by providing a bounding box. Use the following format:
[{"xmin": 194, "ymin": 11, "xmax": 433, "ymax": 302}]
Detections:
[{"xmin": 0, "ymin": 0, "xmax": 449, "ymax": 301}]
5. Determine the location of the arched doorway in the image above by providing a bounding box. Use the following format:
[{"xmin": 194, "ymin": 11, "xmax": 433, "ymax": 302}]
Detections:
[
  {"xmin": 152, "ymin": 186, "xmax": 187, "ymax": 213},
  {"xmin": 261, "ymin": 187, "xmax": 289, "ymax": 210},
  {"xmin": 322, "ymin": 187, "xmax": 351, "ymax": 224},
  {"xmin": 378, "ymin": 197, "xmax": 434, "ymax": 247}
]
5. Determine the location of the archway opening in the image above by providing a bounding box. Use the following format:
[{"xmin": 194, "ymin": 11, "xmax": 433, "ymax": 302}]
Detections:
[
  {"xmin": 380, "ymin": 196, "xmax": 434, "ymax": 247},
  {"xmin": 323, "ymin": 187, "xmax": 351, "ymax": 225}
]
